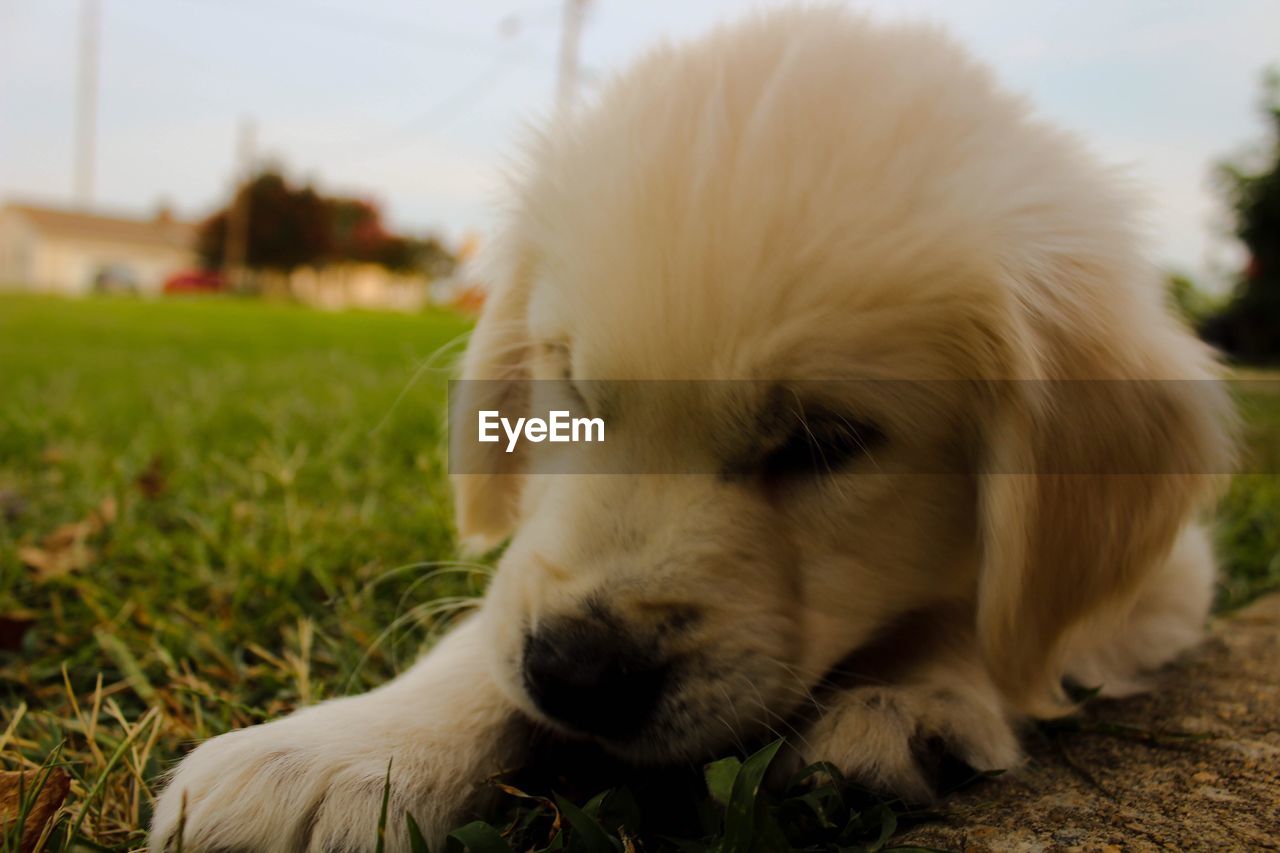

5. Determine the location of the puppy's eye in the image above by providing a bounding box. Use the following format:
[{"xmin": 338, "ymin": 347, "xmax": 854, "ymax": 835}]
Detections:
[
  {"xmin": 758, "ymin": 411, "xmax": 884, "ymax": 482},
  {"xmin": 539, "ymin": 341, "xmax": 573, "ymax": 379},
  {"xmin": 539, "ymin": 342, "xmax": 590, "ymax": 409}
]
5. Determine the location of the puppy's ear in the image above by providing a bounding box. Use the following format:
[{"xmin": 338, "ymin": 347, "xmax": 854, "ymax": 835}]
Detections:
[
  {"xmin": 450, "ymin": 235, "xmax": 535, "ymax": 551},
  {"xmin": 976, "ymin": 291, "xmax": 1234, "ymax": 716}
]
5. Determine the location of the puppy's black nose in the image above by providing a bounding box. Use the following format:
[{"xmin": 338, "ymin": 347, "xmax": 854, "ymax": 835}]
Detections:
[{"xmin": 522, "ymin": 617, "xmax": 668, "ymax": 740}]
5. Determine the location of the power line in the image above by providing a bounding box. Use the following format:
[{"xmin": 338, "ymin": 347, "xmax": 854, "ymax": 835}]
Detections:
[
  {"xmin": 168, "ymin": 0, "xmax": 555, "ymax": 70},
  {"xmin": 330, "ymin": 54, "xmax": 523, "ymax": 166}
]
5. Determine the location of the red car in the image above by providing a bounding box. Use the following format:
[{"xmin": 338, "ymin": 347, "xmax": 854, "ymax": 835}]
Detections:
[{"xmin": 163, "ymin": 270, "xmax": 225, "ymax": 294}]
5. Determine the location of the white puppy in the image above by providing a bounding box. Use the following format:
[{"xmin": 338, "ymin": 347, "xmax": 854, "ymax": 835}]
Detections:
[{"xmin": 151, "ymin": 8, "xmax": 1235, "ymax": 851}]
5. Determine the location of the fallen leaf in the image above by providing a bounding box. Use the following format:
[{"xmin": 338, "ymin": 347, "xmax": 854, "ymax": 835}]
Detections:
[
  {"xmin": 0, "ymin": 612, "xmax": 35, "ymax": 652},
  {"xmin": 38, "ymin": 447, "xmax": 67, "ymax": 465},
  {"xmin": 0, "ymin": 768, "xmax": 70, "ymax": 853},
  {"xmin": 19, "ymin": 546, "xmax": 63, "ymax": 577},
  {"xmin": 19, "ymin": 542, "xmax": 96, "ymax": 581},
  {"xmin": 19, "ymin": 496, "xmax": 115, "ymax": 582},
  {"xmin": 95, "ymin": 495, "xmax": 118, "ymax": 526},
  {"xmin": 135, "ymin": 455, "xmax": 168, "ymax": 499},
  {"xmin": 42, "ymin": 520, "xmax": 94, "ymax": 550}
]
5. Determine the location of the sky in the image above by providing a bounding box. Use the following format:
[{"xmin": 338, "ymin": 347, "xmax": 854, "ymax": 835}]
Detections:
[{"xmin": 1, "ymin": 0, "xmax": 1277, "ymax": 289}]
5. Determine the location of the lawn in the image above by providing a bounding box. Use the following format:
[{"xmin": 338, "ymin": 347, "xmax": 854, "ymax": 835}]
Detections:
[
  {"xmin": 1, "ymin": 294, "xmax": 474, "ymax": 849},
  {"xmin": 1, "ymin": 294, "xmax": 1278, "ymax": 851}
]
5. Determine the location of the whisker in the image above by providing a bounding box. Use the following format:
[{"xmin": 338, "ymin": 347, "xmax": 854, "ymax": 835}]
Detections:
[
  {"xmin": 740, "ymin": 674, "xmax": 814, "ymax": 755},
  {"xmin": 341, "ymin": 597, "xmax": 480, "ymax": 692},
  {"xmin": 371, "ymin": 331, "xmax": 474, "ymax": 434},
  {"xmin": 714, "ymin": 684, "xmax": 749, "ymax": 755}
]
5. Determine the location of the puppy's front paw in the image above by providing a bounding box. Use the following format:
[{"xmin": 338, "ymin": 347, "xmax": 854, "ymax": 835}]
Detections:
[
  {"xmin": 150, "ymin": 701, "xmax": 503, "ymax": 852},
  {"xmin": 802, "ymin": 685, "xmax": 1021, "ymax": 802}
]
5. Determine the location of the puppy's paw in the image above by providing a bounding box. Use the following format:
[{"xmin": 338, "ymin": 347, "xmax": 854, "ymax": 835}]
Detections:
[
  {"xmin": 801, "ymin": 685, "xmax": 1021, "ymax": 802},
  {"xmin": 150, "ymin": 702, "xmax": 497, "ymax": 852}
]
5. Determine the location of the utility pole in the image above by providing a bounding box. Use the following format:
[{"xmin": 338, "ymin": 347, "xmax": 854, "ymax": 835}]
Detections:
[
  {"xmin": 74, "ymin": 0, "xmax": 100, "ymax": 207},
  {"xmin": 223, "ymin": 117, "xmax": 256, "ymax": 291},
  {"xmin": 555, "ymin": 0, "xmax": 590, "ymax": 118}
]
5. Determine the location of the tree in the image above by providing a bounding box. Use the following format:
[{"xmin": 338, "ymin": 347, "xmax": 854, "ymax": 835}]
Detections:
[
  {"xmin": 380, "ymin": 235, "xmax": 457, "ymax": 277},
  {"xmin": 198, "ymin": 172, "xmax": 331, "ymax": 272},
  {"xmin": 1202, "ymin": 71, "xmax": 1280, "ymax": 363},
  {"xmin": 198, "ymin": 171, "xmax": 457, "ymax": 279},
  {"xmin": 1167, "ymin": 273, "xmax": 1219, "ymax": 329}
]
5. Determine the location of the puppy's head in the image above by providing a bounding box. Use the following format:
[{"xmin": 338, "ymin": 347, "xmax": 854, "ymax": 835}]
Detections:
[{"xmin": 451, "ymin": 10, "xmax": 1234, "ymax": 760}]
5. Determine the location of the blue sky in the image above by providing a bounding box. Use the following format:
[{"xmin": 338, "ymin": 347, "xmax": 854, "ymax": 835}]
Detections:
[{"xmin": 1, "ymin": 0, "xmax": 1277, "ymax": 288}]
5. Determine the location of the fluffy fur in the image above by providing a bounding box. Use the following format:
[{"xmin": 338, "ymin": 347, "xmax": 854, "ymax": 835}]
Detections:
[{"xmin": 151, "ymin": 9, "xmax": 1235, "ymax": 851}]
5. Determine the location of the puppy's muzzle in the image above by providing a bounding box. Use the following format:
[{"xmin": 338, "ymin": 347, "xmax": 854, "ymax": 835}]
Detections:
[{"xmin": 521, "ymin": 615, "xmax": 669, "ymax": 740}]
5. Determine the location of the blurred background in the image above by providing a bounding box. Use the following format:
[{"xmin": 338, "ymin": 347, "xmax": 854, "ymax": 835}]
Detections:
[
  {"xmin": 1, "ymin": 2, "xmax": 1278, "ymax": 850},
  {"xmin": 1, "ymin": 0, "xmax": 1279, "ymax": 305}
]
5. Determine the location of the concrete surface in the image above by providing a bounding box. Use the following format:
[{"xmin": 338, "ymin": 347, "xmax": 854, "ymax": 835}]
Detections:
[{"xmin": 898, "ymin": 592, "xmax": 1280, "ymax": 852}]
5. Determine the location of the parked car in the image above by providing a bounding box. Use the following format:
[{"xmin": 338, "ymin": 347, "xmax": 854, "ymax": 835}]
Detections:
[
  {"xmin": 163, "ymin": 270, "xmax": 226, "ymax": 294},
  {"xmin": 92, "ymin": 264, "xmax": 141, "ymax": 294}
]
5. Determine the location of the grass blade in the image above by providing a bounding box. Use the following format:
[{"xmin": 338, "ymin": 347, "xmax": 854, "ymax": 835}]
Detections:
[
  {"xmin": 447, "ymin": 820, "xmax": 510, "ymax": 853},
  {"xmin": 555, "ymin": 793, "xmax": 619, "ymax": 853},
  {"xmin": 375, "ymin": 758, "xmax": 393, "ymax": 853},
  {"xmin": 719, "ymin": 739, "xmax": 783, "ymax": 853},
  {"xmin": 67, "ymin": 707, "xmax": 159, "ymax": 842},
  {"xmin": 703, "ymin": 757, "xmax": 741, "ymax": 807},
  {"xmin": 405, "ymin": 812, "xmax": 431, "ymax": 853}
]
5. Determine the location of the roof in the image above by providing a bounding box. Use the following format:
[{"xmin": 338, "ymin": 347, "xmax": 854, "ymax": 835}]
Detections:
[{"xmin": 3, "ymin": 201, "xmax": 196, "ymax": 251}]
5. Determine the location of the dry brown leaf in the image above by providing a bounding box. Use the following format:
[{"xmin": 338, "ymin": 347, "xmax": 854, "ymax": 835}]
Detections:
[
  {"xmin": 135, "ymin": 456, "xmax": 168, "ymax": 499},
  {"xmin": 0, "ymin": 768, "xmax": 70, "ymax": 853},
  {"xmin": 0, "ymin": 612, "xmax": 35, "ymax": 652},
  {"xmin": 16, "ymin": 547, "xmax": 51, "ymax": 572},
  {"xmin": 38, "ymin": 447, "xmax": 67, "ymax": 465},
  {"xmin": 18, "ymin": 542, "xmax": 96, "ymax": 582},
  {"xmin": 19, "ymin": 496, "xmax": 116, "ymax": 582},
  {"xmin": 42, "ymin": 520, "xmax": 95, "ymax": 550},
  {"xmin": 95, "ymin": 495, "xmax": 118, "ymax": 526}
]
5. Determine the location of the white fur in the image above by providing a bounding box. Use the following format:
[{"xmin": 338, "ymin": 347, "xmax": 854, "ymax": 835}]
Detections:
[
  {"xmin": 151, "ymin": 9, "xmax": 1235, "ymax": 850},
  {"xmin": 149, "ymin": 616, "xmax": 524, "ymax": 851}
]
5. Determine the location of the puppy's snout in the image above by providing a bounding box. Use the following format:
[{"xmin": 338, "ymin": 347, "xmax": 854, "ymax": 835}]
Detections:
[{"xmin": 522, "ymin": 617, "xmax": 668, "ymax": 740}]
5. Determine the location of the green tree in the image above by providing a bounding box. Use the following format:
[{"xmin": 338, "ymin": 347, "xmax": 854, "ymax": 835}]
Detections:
[
  {"xmin": 1166, "ymin": 273, "xmax": 1219, "ymax": 329},
  {"xmin": 1202, "ymin": 71, "xmax": 1280, "ymax": 362}
]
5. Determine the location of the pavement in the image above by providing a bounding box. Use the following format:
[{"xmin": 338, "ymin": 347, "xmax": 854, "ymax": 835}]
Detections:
[{"xmin": 898, "ymin": 592, "xmax": 1280, "ymax": 852}]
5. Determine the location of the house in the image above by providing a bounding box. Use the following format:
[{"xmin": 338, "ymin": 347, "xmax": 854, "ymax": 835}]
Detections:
[{"xmin": 0, "ymin": 201, "xmax": 197, "ymax": 295}]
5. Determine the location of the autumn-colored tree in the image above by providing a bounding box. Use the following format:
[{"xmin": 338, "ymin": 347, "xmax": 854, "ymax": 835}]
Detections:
[
  {"xmin": 328, "ymin": 198, "xmax": 390, "ymax": 265},
  {"xmin": 199, "ymin": 171, "xmax": 456, "ymax": 278},
  {"xmin": 199, "ymin": 172, "xmax": 331, "ymax": 272}
]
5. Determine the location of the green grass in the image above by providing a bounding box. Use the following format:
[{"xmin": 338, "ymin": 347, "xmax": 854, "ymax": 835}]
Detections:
[
  {"xmin": 1215, "ymin": 373, "xmax": 1280, "ymax": 610},
  {"xmin": 0, "ymin": 293, "xmax": 1277, "ymax": 851},
  {"xmin": 1, "ymin": 294, "xmax": 475, "ymax": 849}
]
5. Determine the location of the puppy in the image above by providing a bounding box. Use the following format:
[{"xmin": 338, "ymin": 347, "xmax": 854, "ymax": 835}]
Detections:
[{"xmin": 151, "ymin": 8, "xmax": 1235, "ymax": 851}]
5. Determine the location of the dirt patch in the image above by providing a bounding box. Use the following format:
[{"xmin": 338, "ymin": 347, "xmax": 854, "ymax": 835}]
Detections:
[{"xmin": 899, "ymin": 593, "xmax": 1280, "ymax": 851}]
